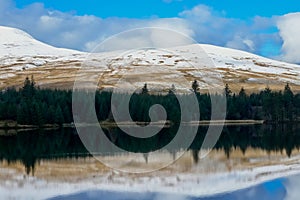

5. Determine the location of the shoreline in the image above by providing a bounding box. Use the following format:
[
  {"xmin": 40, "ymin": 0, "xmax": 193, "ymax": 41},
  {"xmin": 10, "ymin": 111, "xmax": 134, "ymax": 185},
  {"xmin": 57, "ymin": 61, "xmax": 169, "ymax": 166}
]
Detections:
[
  {"xmin": 4, "ymin": 117, "xmax": 300, "ymax": 131},
  {"xmin": 0, "ymin": 119, "xmax": 265, "ymax": 131}
]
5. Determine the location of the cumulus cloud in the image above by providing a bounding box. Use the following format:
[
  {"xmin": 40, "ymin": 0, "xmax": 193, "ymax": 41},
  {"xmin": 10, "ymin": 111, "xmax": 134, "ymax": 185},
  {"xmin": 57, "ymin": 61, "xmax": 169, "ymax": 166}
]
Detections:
[
  {"xmin": 91, "ymin": 26, "xmax": 194, "ymax": 53},
  {"xmin": 277, "ymin": 13, "xmax": 300, "ymax": 63},
  {"xmin": 0, "ymin": 1, "xmax": 193, "ymax": 52},
  {"xmin": 88, "ymin": 18, "xmax": 194, "ymax": 52},
  {"xmin": 0, "ymin": 1, "xmax": 102, "ymax": 51},
  {"xmin": 0, "ymin": 1, "xmax": 297, "ymax": 64},
  {"xmin": 226, "ymin": 36, "xmax": 255, "ymax": 51},
  {"xmin": 179, "ymin": 5, "xmax": 281, "ymax": 56}
]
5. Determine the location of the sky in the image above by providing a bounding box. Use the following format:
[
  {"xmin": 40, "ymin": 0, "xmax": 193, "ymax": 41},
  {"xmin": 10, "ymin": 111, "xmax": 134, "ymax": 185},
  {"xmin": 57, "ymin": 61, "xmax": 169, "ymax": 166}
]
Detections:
[{"xmin": 1, "ymin": 0, "xmax": 300, "ymax": 63}]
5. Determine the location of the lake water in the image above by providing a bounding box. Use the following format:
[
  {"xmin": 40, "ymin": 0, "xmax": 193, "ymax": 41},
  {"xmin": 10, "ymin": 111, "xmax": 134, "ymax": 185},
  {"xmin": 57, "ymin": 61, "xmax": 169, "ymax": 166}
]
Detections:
[
  {"xmin": 48, "ymin": 176, "xmax": 291, "ymax": 200},
  {"xmin": 1, "ymin": 124, "xmax": 300, "ymax": 199}
]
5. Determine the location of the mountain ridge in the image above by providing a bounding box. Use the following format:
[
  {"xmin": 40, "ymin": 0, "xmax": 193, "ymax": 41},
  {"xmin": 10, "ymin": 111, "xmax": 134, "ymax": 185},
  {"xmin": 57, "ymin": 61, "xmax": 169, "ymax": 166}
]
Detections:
[{"xmin": 0, "ymin": 25, "xmax": 299, "ymax": 92}]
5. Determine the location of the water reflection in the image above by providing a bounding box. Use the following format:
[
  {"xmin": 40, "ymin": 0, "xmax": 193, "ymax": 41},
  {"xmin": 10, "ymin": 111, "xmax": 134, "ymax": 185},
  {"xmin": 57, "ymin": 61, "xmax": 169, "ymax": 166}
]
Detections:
[
  {"xmin": 0, "ymin": 128, "xmax": 90, "ymax": 175},
  {"xmin": 48, "ymin": 178, "xmax": 288, "ymax": 200},
  {"xmin": 49, "ymin": 175, "xmax": 297, "ymax": 200},
  {"xmin": 1, "ymin": 124, "xmax": 300, "ymax": 175}
]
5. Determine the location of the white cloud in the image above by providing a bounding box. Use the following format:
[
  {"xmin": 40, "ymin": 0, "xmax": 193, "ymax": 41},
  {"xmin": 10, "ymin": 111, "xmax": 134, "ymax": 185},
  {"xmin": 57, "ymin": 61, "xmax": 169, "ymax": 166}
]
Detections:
[
  {"xmin": 0, "ymin": 2, "xmax": 193, "ymax": 52},
  {"xmin": 277, "ymin": 12, "xmax": 300, "ymax": 63},
  {"xmin": 83, "ymin": 18, "xmax": 194, "ymax": 52},
  {"xmin": 0, "ymin": 1, "xmax": 297, "ymax": 64},
  {"xmin": 179, "ymin": 4, "xmax": 280, "ymax": 56},
  {"xmin": 39, "ymin": 15, "xmax": 63, "ymax": 30},
  {"xmin": 180, "ymin": 4, "xmax": 213, "ymax": 20},
  {"xmin": 148, "ymin": 18, "xmax": 193, "ymax": 37},
  {"xmin": 226, "ymin": 36, "xmax": 255, "ymax": 51}
]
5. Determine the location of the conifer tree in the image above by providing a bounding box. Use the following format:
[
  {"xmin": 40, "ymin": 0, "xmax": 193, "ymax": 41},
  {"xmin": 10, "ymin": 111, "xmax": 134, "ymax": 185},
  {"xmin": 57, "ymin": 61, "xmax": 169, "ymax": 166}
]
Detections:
[
  {"xmin": 141, "ymin": 83, "xmax": 149, "ymax": 95},
  {"xmin": 54, "ymin": 105, "xmax": 64, "ymax": 126},
  {"xmin": 192, "ymin": 80, "xmax": 199, "ymax": 93},
  {"xmin": 225, "ymin": 83, "xmax": 232, "ymax": 98}
]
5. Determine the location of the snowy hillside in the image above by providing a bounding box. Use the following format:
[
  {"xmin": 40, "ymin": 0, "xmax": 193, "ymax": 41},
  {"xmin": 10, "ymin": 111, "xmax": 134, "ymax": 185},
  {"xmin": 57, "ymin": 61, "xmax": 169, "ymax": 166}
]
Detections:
[
  {"xmin": 0, "ymin": 26, "xmax": 300, "ymax": 91},
  {"xmin": 0, "ymin": 26, "xmax": 81, "ymax": 57}
]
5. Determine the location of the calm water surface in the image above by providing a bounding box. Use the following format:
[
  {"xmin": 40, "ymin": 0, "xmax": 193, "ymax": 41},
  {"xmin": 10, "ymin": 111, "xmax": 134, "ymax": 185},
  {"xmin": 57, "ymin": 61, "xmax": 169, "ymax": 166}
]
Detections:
[{"xmin": 1, "ymin": 124, "xmax": 300, "ymax": 199}]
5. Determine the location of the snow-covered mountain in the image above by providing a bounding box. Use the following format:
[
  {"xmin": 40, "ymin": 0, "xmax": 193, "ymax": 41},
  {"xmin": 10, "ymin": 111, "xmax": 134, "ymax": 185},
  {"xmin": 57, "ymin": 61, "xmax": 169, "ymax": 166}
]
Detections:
[
  {"xmin": 0, "ymin": 26, "xmax": 300, "ymax": 92},
  {"xmin": 0, "ymin": 26, "xmax": 81, "ymax": 57}
]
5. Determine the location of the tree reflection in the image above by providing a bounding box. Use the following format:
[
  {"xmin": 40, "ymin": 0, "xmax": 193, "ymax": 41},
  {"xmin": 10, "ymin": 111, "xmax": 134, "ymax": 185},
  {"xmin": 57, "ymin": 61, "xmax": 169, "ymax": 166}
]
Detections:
[{"xmin": 0, "ymin": 124, "xmax": 300, "ymax": 175}]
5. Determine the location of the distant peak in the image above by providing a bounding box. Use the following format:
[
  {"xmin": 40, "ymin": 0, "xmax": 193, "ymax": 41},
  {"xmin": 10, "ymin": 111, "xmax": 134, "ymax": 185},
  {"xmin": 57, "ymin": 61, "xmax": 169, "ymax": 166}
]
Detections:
[
  {"xmin": 0, "ymin": 25, "xmax": 81, "ymax": 57},
  {"xmin": 0, "ymin": 26, "xmax": 33, "ymax": 40}
]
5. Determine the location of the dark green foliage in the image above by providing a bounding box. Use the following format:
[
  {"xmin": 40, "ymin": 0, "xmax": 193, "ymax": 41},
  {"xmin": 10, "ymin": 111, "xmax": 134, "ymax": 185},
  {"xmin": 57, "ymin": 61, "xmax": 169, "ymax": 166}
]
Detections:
[
  {"xmin": 225, "ymin": 84, "xmax": 299, "ymax": 122},
  {"xmin": 54, "ymin": 105, "xmax": 64, "ymax": 126},
  {"xmin": 0, "ymin": 77, "xmax": 299, "ymax": 125}
]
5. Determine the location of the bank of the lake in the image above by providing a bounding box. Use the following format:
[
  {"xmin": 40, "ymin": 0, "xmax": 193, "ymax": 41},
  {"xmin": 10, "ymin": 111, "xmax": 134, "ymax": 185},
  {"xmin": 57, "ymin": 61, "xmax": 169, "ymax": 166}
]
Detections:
[{"xmin": 0, "ymin": 119, "xmax": 265, "ymax": 131}]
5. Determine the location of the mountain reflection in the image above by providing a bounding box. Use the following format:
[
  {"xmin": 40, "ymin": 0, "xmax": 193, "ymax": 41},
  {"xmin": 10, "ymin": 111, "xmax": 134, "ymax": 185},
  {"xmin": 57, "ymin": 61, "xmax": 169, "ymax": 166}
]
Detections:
[{"xmin": 0, "ymin": 124, "xmax": 300, "ymax": 175}]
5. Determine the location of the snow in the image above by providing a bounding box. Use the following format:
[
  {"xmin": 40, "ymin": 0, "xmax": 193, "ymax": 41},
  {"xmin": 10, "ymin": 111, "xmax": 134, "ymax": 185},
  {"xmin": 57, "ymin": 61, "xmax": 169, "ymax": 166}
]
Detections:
[
  {"xmin": 1, "ymin": 25, "xmax": 300, "ymax": 90},
  {"xmin": 0, "ymin": 26, "xmax": 80, "ymax": 57},
  {"xmin": 32, "ymin": 60, "xmax": 46, "ymax": 66},
  {"xmin": 0, "ymin": 73, "xmax": 15, "ymax": 79},
  {"xmin": 0, "ymin": 26, "xmax": 86, "ymax": 81},
  {"xmin": 82, "ymin": 43, "xmax": 300, "ymax": 91},
  {"xmin": 200, "ymin": 44, "xmax": 300, "ymax": 75}
]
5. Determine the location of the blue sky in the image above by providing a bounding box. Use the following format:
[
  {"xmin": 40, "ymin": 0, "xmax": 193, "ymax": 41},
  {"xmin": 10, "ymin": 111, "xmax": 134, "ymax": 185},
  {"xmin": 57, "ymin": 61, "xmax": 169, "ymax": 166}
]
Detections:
[
  {"xmin": 14, "ymin": 0, "xmax": 300, "ymax": 19},
  {"xmin": 1, "ymin": 0, "xmax": 300, "ymax": 63}
]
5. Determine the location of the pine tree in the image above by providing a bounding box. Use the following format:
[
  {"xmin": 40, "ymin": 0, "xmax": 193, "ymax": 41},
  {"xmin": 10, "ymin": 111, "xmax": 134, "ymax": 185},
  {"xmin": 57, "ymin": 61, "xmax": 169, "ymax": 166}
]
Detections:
[
  {"xmin": 284, "ymin": 83, "xmax": 293, "ymax": 98},
  {"xmin": 62, "ymin": 105, "xmax": 72, "ymax": 123},
  {"xmin": 30, "ymin": 75, "xmax": 36, "ymax": 96},
  {"xmin": 192, "ymin": 80, "xmax": 199, "ymax": 93},
  {"xmin": 54, "ymin": 105, "xmax": 64, "ymax": 126},
  {"xmin": 22, "ymin": 77, "xmax": 31, "ymax": 98},
  {"xmin": 17, "ymin": 100, "xmax": 30, "ymax": 125},
  {"xmin": 239, "ymin": 87, "xmax": 246, "ymax": 98},
  {"xmin": 17, "ymin": 105, "xmax": 26, "ymax": 125},
  {"xmin": 20, "ymin": 76, "xmax": 37, "ymax": 101},
  {"xmin": 237, "ymin": 87, "xmax": 250, "ymax": 119},
  {"xmin": 47, "ymin": 105, "xmax": 56, "ymax": 124},
  {"xmin": 283, "ymin": 83, "xmax": 294, "ymax": 121},
  {"xmin": 141, "ymin": 83, "xmax": 149, "ymax": 95},
  {"xmin": 225, "ymin": 84, "xmax": 232, "ymax": 98}
]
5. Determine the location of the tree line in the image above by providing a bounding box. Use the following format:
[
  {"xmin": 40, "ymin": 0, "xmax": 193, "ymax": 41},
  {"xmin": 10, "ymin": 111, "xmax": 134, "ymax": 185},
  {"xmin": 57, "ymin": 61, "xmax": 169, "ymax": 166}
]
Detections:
[{"xmin": 0, "ymin": 77, "xmax": 299, "ymax": 126}]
